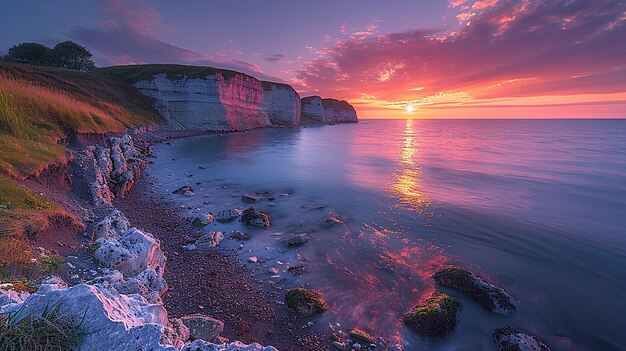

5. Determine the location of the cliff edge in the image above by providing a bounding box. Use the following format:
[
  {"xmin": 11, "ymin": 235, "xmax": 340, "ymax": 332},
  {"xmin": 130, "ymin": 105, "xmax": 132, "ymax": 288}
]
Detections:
[
  {"xmin": 301, "ymin": 96, "xmax": 358, "ymax": 124},
  {"xmin": 98, "ymin": 65, "xmax": 301, "ymax": 131}
]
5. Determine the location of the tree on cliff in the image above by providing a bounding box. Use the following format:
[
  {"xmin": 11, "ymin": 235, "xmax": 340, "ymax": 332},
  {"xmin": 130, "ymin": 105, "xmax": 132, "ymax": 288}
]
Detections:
[
  {"xmin": 48, "ymin": 41, "xmax": 95, "ymax": 71},
  {"xmin": 2, "ymin": 41, "xmax": 95, "ymax": 71},
  {"xmin": 3, "ymin": 42, "xmax": 50, "ymax": 66}
]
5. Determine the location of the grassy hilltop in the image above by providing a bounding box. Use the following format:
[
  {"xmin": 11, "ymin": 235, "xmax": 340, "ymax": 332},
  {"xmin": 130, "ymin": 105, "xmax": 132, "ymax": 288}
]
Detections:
[{"xmin": 0, "ymin": 63, "xmax": 165, "ymax": 282}]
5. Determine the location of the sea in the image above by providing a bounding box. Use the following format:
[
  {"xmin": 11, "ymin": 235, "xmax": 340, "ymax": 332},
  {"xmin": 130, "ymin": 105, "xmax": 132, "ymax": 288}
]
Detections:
[{"xmin": 148, "ymin": 119, "xmax": 626, "ymax": 351}]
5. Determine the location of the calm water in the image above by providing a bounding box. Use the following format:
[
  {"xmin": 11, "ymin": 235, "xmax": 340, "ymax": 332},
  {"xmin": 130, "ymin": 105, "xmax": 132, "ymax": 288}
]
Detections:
[{"xmin": 150, "ymin": 120, "xmax": 626, "ymax": 351}]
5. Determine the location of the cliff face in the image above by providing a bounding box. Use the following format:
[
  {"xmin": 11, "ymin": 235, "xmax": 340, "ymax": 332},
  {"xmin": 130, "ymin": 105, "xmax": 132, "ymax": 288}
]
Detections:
[
  {"xmin": 301, "ymin": 96, "xmax": 358, "ymax": 124},
  {"xmin": 133, "ymin": 72, "xmax": 300, "ymax": 131}
]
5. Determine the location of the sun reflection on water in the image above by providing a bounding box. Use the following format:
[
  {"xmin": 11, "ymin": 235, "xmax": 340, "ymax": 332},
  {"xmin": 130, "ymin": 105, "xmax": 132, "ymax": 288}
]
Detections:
[{"xmin": 390, "ymin": 119, "xmax": 431, "ymax": 213}]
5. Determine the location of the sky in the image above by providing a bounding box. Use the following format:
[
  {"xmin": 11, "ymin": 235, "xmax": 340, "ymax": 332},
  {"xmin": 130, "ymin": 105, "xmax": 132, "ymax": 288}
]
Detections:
[{"xmin": 1, "ymin": 0, "xmax": 625, "ymax": 118}]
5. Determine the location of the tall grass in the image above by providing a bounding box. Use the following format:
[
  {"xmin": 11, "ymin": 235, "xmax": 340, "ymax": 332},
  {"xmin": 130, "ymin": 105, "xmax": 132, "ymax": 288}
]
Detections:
[{"xmin": 0, "ymin": 306, "xmax": 84, "ymax": 351}]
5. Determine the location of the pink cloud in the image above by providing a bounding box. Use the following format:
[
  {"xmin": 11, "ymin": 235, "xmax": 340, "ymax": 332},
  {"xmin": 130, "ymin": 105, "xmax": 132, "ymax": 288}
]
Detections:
[{"xmin": 298, "ymin": 0, "xmax": 626, "ymax": 104}]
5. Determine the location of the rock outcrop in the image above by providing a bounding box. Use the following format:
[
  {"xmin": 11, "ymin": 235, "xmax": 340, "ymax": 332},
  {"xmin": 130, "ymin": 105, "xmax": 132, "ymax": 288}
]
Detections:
[
  {"xmin": 433, "ymin": 265, "xmax": 518, "ymax": 315},
  {"xmin": 77, "ymin": 135, "xmax": 150, "ymax": 206},
  {"xmin": 301, "ymin": 96, "xmax": 358, "ymax": 124},
  {"xmin": 0, "ymin": 279, "xmax": 276, "ymax": 351},
  {"xmin": 133, "ymin": 69, "xmax": 301, "ymax": 131}
]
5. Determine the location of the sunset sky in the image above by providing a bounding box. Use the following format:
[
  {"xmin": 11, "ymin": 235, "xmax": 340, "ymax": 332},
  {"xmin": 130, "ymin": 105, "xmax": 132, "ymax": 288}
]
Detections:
[{"xmin": 2, "ymin": 0, "xmax": 625, "ymax": 118}]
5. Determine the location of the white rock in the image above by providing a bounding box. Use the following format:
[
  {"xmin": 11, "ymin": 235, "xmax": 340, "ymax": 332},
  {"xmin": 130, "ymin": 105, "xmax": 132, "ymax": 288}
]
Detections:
[
  {"xmin": 247, "ymin": 256, "xmax": 258, "ymax": 263},
  {"xmin": 301, "ymin": 96, "xmax": 358, "ymax": 124},
  {"xmin": 134, "ymin": 73, "xmax": 300, "ymax": 131},
  {"xmin": 95, "ymin": 227, "xmax": 166, "ymax": 277},
  {"xmin": 0, "ymin": 283, "xmax": 179, "ymax": 351}
]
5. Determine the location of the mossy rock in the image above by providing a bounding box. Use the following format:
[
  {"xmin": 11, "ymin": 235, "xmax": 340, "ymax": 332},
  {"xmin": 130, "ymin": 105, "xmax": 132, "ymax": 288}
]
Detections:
[
  {"xmin": 433, "ymin": 265, "xmax": 517, "ymax": 315},
  {"xmin": 285, "ymin": 288, "xmax": 328, "ymax": 316},
  {"xmin": 403, "ymin": 291, "xmax": 461, "ymax": 337},
  {"xmin": 493, "ymin": 327, "xmax": 551, "ymax": 351}
]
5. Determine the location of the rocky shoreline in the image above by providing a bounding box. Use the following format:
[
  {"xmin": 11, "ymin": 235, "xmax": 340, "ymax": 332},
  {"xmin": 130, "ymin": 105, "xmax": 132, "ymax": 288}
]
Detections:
[{"xmin": 1, "ymin": 131, "xmax": 553, "ymax": 351}]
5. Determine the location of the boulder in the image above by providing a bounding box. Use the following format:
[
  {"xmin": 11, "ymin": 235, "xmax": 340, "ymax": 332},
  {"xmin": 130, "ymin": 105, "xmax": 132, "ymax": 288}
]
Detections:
[
  {"xmin": 181, "ymin": 314, "xmax": 224, "ymax": 342},
  {"xmin": 215, "ymin": 209, "xmax": 243, "ymax": 223},
  {"xmin": 94, "ymin": 209, "xmax": 130, "ymax": 240},
  {"xmin": 433, "ymin": 265, "xmax": 517, "ymax": 315},
  {"xmin": 403, "ymin": 291, "xmax": 461, "ymax": 337},
  {"xmin": 173, "ymin": 186, "xmax": 195, "ymax": 196},
  {"xmin": 285, "ymin": 288, "xmax": 328, "ymax": 316},
  {"xmin": 286, "ymin": 233, "xmax": 310, "ymax": 246},
  {"xmin": 493, "ymin": 327, "xmax": 551, "ymax": 351},
  {"xmin": 95, "ymin": 227, "xmax": 166, "ymax": 277},
  {"xmin": 0, "ymin": 288, "xmax": 29, "ymax": 307},
  {"xmin": 241, "ymin": 207, "xmax": 270, "ymax": 228},
  {"xmin": 0, "ymin": 283, "xmax": 180, "ymax": 351}
]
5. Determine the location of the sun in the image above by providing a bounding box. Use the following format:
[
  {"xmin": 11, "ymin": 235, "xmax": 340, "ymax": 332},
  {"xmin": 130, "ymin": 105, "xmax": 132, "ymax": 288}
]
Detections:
[{"xmin": 405, "ymin": 104, "xmax": 416, "ymax": 113}]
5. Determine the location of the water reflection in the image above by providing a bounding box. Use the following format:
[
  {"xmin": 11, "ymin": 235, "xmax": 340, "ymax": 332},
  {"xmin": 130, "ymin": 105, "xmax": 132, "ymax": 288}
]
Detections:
[{"xmin": 390, "ymin": 120, "xmax": 431, "ymax": 213}]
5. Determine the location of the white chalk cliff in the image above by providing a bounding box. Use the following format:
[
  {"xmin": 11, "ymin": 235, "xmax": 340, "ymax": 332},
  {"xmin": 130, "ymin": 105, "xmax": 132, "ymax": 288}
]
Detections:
[
  {"xmin": 133, "ymin": 70, "xmax": 301, "ymax": 131},
  {"xmin": 301, "ymin": 96, "xmax": 358, "ymax": 124}
]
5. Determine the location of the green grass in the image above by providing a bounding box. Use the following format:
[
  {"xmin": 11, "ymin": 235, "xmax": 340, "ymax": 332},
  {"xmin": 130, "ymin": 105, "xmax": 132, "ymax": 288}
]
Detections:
[
  {"xmin": 97, "ymin": 64, "xmax": 295, "ymax": 91},
  {"xmin": 0, "ymin": 305, "xmax": 84, "ymax": 351},
  {"xmin": 0, "ymin": 63, "xmax": 163, "ymax": 178}
]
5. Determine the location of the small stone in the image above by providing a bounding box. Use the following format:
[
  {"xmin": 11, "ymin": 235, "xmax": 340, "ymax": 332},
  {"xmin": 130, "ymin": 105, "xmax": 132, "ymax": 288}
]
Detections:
[
  {"xmin": 229, "ymin": 231, "xmax": 250, "ymax": 240},
  {"xmin": 321, "ymin": 216, "xmax": 343, "ymax": 227},
  {"xmin": 215, "ymin": 209, "xmax": 243, "ymax": 223},
  {"xmin": 286, "ymin": 233, "xmax": 310, "ymax": 246},
  {"xmin": 242, "ymin": 193, "xmax": 263, "ymax": 203},
  {"xmin": 248, "ymin": 256, "xmax": 258, "ymax": 263},
  {"xmin": 172, "ymin": 185, "xmax": 194, "ymax": 196},
  {"xmin": 288, "ymin": 265, "xmax": 307, "ymax": 275},
  {"xmin": 268, "ymin": 267, "xmax": 279, "ymax": 275}
]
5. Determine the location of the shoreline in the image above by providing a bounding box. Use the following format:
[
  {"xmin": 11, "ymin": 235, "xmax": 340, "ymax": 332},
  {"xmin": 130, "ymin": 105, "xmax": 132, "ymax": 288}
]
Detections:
[{"xmin": 115, "ymin": 144, "xmax": 328, "ymax": 351}]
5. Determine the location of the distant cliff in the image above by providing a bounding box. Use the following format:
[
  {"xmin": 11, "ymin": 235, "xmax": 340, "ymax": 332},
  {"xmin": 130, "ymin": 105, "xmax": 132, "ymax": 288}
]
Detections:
[
  {"xmin": 100, "ymin": 65, "xmax": 301, "ymax": 131},
  {"xmin": 301, "ymin": 96, "xmax": 358, "ymax": 124}
]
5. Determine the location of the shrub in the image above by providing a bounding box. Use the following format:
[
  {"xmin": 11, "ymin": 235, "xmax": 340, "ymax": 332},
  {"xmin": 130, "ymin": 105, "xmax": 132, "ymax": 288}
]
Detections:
[{"xmin": 0, "ymin": 305, "xmax": 84, "ymax": 351}]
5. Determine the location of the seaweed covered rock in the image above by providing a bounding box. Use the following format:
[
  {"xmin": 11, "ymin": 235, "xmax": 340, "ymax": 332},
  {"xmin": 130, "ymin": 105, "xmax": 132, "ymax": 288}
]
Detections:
[
  {"xmin": 433, "ymin": 265, "xmax": 517, "ymax": 315},
  {"xmin": 493, "ymin": 327, "xmax": 551, "ymax": 351},
  {"xmin": 285, "ymin": 288, "xmax": 328, "ymax": 316},
  {"xmin": 241, "ymin": 207, "xmax": 270, "ymax": 228},
  {"xmin": 403, "ymin": 291, "xmax": 461, "ymax": 337}
]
